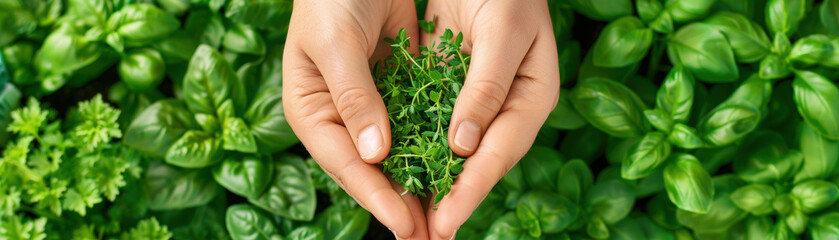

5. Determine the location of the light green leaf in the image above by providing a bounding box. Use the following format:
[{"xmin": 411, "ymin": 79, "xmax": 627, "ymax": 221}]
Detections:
[
  {"xmin": 145, "ymin": 161, "xmax": 220, "ymax": 210},
  {"xmin": 165, "ymin": 130, "xmax": 223, "ymax": 168},
  {"xmin": 704, "ymin": 12, "xmax": 772, "ymax": 63},
  {"xmin": 622, "ymin": 131, "xmax": 670, "ymax": 180},
  {"xmin": 213, "ymin": 156, "xmax": 273, "ymax": 199},
  {"xmin": 107, "ymin": 4, "xmax": 180, "ymax": 46},
  {"xmin": 792, "ymin": 71, "xmax": 839, "ymax": 140},
  {"xmin": 663, "ymin": 153, "xmax": 714, "ymax": 213},
  {"xmin": 249, "ymin": 154, "xmax": 317, "ymax": 221},
  {"xmin": 592, "ymin": 16, "xmax": 653, "ymax": 67},
  {"xmin": 765, "ymin": 0, "xmax": 811, "ymax": 35},
  {"xmin": 791, "ymin": 180, "xmax": 839, "ymax": 213},
  {"xmin": 730, "ymin": 184, "xmax": 776, "ymax": 215},
  {"xmin": 667, "ymin": 23, "xmax": 739, "ymax": 83},
  {"xmin": 223, "ymin": 117, "xmax": 258, "ymax": 153},
  {"xmin": 225, "ymin": 204, "xmax": 281, "ymax": 240},
  {"xmin": 571, "ymin": 77, "xmax": 649, "ymax": 138}
]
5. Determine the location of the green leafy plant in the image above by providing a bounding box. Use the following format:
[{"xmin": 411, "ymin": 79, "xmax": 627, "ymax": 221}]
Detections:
[{"xmin": 376, "ymin": 28, "xmax": 469, "ymax": 202}]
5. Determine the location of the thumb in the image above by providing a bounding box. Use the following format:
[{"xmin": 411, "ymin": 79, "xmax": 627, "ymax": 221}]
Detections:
[
  {"xmin": 306, "ymin": 43, "xmax": 392, "ymax": 163},
  {"xmin": 447, "ymin": 26, "xmax": 535, "ymax": 157}
]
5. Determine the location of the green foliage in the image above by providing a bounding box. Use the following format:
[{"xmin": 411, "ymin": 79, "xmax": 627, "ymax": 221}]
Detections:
[{"xmin": 376, "ymin": 29, "xmax": 468, "ymax": 202}]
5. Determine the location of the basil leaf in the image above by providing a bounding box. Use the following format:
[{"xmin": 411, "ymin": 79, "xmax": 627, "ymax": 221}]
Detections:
[
  {"xmin": 788, "ymin": 34, "xmax": 833, "ymax": 66},
  {"xmin": 636, "ymin": 0, "xmax": 663, "ymax": 23},
  {"xmin": 67, "ymin": 0, "xmax": 110, "ymax": 26},
  {"xmin": 213, "ymin": 155, "xmax": 273, "ymax": 199},
  {"xmin": 810, "ymin": 212, "xmax": 839, "ymax": 239},
  {"xmin": 559, "ymin": 126, "xmax": 607, "ymax": 163},
  {"xmin": 676, "ymin": 176, "xmax": 748, "ymax": 233},
  {"xmin": 663, "ymin": 153, "xmax": 714, "ymax": 213},
  {"xmin": 287, "ymin": 226, "xmax": 324, "ymax": 240},
  {"xmin": 556, "ymin": 159, "xmax": 594, "ymax": 203},
  {"xmin": 0, "ymin": 83, "xmax": 21, "ymax": 145},
  {"xmin": 145, "ymin": 161, "xmax": 220, "ymax": 210},
  {"xmin": 608, "ymin": 218, "xmax": 646, "ymax": 240},
  {"xmin": 249, "ymin": 154, "xmax": 316, "ymax": 221},
  {"xmin": 667, "ymin": 23, "xmax": 739, "ymax": 83},
  {"xmin": 185, "ymin": 9, "xmax": 226, "ymax": 48},
  {"xmin": 817, "ymin": 0, "xmax": 839, "ymax": 35},
  {"xmin": 794, "ymin": 123, "xmax": 839, "ymax": 182},
  {"xmin": 153, "ymin": 31, "xmax": 199, "ymax": 63},
  {"xmin": 644, "ymin": 109, "xmax": 673, "ymax": 133},
  {"xmin": 157, "ymin": 0, "xmax": 190, "ymax": 16},
  {"xmin": 225, "ymin": 0, "xmax": 293, "ymax": 30},
  {"xmin": 759, "ymin": 54, "xmax": 791, "ymax": 80},
  {"xmin": 591, "ymin": 16, "xmax": 653, "ymax": 67},
  {"xmin": 314, "ymin": 206, "xmax": 370, "ymax": 240},
  {"xmin": 697, "ymin": 103, "xmax": 761, "ymax": 147},
  {"xmin": 571, "ymin": 77, "xmax": 649, "ymax": 138},
  {"xmin": 765, "ymin": 0, "xmax": 810, "ymax": 36},
  {"xmin": 107, "ymin": 4, "xmax": 180, "ymax": 46},
  {"xmin": 520, "ymin": 146, "xmax": 563, "ymax": 191},
  {"xmin": 557, "ymin": 41, "xmax": 582, "ymax": 84},
  {"xmin": 183, "ymin": 45, "xmax": 247, "ymax": 117},
  {"xmin": 744, "ymin": 216, "xmax": 773, "ymax": 240},
  {"xmin": 646, "ymin": 193, "xmax": 682, "ymax": 230},
  {"xmin": 222, "ymin": 117, "xmax": 257, "ymax": 153},
  {"xmin": 585, "ymin": 215, "xmax": 609, "ymax": 239},
  {"xmin": 223, "ymin": 21, "xmax": 266, "ymax": 55},
  {"xmin": 166, "ymin": 130, "xmax": 224, "ymax": 168},
  {"xmin": 785, "ymin": 209, "xmax": 808, "ymax": 234},
  {"xmin": 730, "ymin": 184, "xmax": 775, "ymax": 215},
  {"xmin": 485, "ymin": 212, "xmax": 540, "ymax": 240},
  {"xmin": 656, "ymin": 66, "xmax": 695, "ymax": 123},
  {"xmin": 622, "ymin": 131, "xmax": 670, "ymax": 180},
  {"xmin": 125, "ymin": 100, "xmax": 196, "ymax": 158},
  {"xmin": 668, "ymin": 123, "xmax": 702, "ymax": 149},
  {"xmin": 516, "ymin": 204, "xmax": 541, "ymax": 238},
  {"xmin": 500, "ymin": 163, "xmax": 526, "ymax": 193},
  {"xmin": 225, "ymin": 204, "xmax": 281, "ymax": 240},
  {"xmin": 792, "ymin": 71, "xmax": 839, "ymax": 140},
  {"xmin": 578, "ymin": 49, "xmax": 639, "ymax": 83},
  {"xmin": 734, "ymin": 131, "xmax": 803, "ymax": 183},
  {"xmin": 244, "ymin": 86, "xmax": 299, "ymax": 153},
  {"xmin": 545, "ymin": 88, "xmax": 586, "ymax": 130},
  {"xmin": 606, "ymin": 136, "xmax": 640, "ymax": 165},
  {"xmin": 519, "ymin": 191, "xmax": 580, "ymax": 234},
  {"xmin": 583, "ymin": 180, "xmax": 635, "ymax": 224},
  {"xmin": 665, "ymin": 0, "xmax": 716, "ymax": 23},
  {"xmin": 35, "ymin": 23, "xmax": 102, "ymax": 76},
  {"xmin": 565, "ymin": 0, "xmax": 633, "ymax": 21},
  {"xmin": 791, "ymin": 180, "xmax": 839, "ymax": 213},
  {"xmin": 119, "ymin": 48, "xmax": 165, "ymax": 93}
]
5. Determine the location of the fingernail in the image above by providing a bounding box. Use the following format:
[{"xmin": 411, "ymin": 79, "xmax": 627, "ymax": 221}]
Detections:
[
  {"xmin": 454, "ymin": 119, "xmax": 480, "ymax": 151},
  {"xmin": 449, "ymin": 230, "xmax": 458, "ymax": 240},
  {"xmin": 393, "ymin": 231, "xmax": 404, "ymax": 240},
  {"xmin": 358, "ymin": 124, "xmax": 383, "ymax": 160}
]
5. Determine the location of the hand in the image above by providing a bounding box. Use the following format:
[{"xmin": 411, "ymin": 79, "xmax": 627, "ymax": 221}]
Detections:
[
  {"xmin": 421, "ymin": 1, "xmax": 560, "ymax": 239},
  {"xmin": 282, "ymin": 1, "xmax": 429, "ymax": 239}
]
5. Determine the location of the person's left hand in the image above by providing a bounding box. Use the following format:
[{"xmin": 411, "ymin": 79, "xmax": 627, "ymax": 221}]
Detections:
[{"xmin": 420, "ymin": 1, "xmax": 560, "ymax": 239}]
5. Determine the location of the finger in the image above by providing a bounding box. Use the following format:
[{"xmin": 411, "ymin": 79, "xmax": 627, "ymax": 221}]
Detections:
[
  {"xmin": 446, "ymin": 7, "xmax": 538, "ymax": 156},
  {"xmin": 431, "ymin": 29, "xmax": 560, "ymax": 240},
  {"xmin": 388, "ymin": 176, "xmax": 430, "ymax": 240},
  {"xmin": 283, "ymin": 46, "xmax": 416, "ymax": 238}
]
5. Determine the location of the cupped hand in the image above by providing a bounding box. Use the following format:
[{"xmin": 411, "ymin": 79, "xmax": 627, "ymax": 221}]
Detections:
[
  {"xmin": 282, "ymin": 1, "xmax": 428, "ymax": 239},
  {"xmin": 421, "ymin": 0, "xmax": 560, "ymax": 239}
]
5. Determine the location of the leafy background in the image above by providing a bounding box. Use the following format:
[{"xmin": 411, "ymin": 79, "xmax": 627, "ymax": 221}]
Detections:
[{"xmin": 1, "ymin": 0, "xmax": 839, "ymax": 239}]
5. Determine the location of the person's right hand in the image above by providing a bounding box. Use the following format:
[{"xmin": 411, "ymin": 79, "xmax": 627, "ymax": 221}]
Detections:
[{"xmin": 282, "ymin": 1, "xmax": 427, "ymax": 239}]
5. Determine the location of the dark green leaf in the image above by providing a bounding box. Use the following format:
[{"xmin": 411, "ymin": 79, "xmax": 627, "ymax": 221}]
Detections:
[
  {"xmin": 518, "ymin": 191, "xmax": 580, "ymax": 234},
  {"xmin": 622, "ymin": 131, "xmax": 670, "ymax": 180},
  {"xmin": 734, "ymin": 131, "xmax": 803, "ymax": 183},
  {"xmin": 519, "ymin": 146, "xmax": 563, "ymax": 191},
  {"xmin": 249, "ymin": 154, "xmax": 316, "ymax": 221},
  {"xmin": 183, "ymin": 45, "xmax": 247, "ymax": 116},
  {"xmin": 676, "ymin": 176, "xmax": 748, "ymax": 233},
  {"xmin": 213, "ymin": 155, "xmax": 273, "ymax": 199},
  {"xmin": 223, "ymin": 21, "xmax": 266, "ymax": 55},
  {"xmin": 125, "ymin": 100, "xmax": 196, "ymax": 158},
  {"xmin": 730, "ymin": 184, "xmax": 776, "ymax": 215},
  {"xmin": 225, "ymin": 204, "xmax": 281, "ymax": 240},
  {"xmin": 244, "ymin": 86, "xmax": 299, "ymax": 153},
  {"xmin": 793, "ymin": 71, "xmax": 839, "ymax": 140},
  {"xmin": 584, "ymin": 180, "xmax": 635, "ymax": 224},
  {"xmin": 565, "ymin": 0, "xmax": 633, "ymax": 21},
  {"xmin": 663, "ymin": 153, "xmax": 714, "ymax": 213},
  {"xmin": 145, "ymin": 161, "xmax": 220, "ymax": 210},
  {"xmin": 545, "ymin": 88, "xmax": 586, "ymax": 130},
  {"xmin": 556, "ymin": 159, "xmax": 594, "ymax": 203},
  {"xmin": 591, "ymin": 16, "xmax": 653, "ymax": 67},
  {"xmin": 225, "ymin": 0, "xmax": 293, "ymax": 30},
  {"xmin": 166, "ymin": 130, "xmax": 224, "ymax": 168},
  {"xmin": 810, "ymin": 212, "xmax": 839, "ymax": 240},
  {"xmin": 315, "ymin": 206, "xmax": 370, "ymax": 240},
  {"xmin": 107, "ymin": 4, "xmax": 180, "ymax": 46},
  {"xmin": 485, "ymin": 212, "xmax": 540, "ymax": 240},
  {"xmin": 667, "ymin": 23, "xmax": 739, "ymax": 83},
  {"xmin": 571, "ymin": 77, "xmax": 649, "ymax": 138}
]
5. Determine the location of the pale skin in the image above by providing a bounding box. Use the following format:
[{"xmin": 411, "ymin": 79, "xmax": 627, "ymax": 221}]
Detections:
[{"xmin": 283, "ymin": 0, "xmax": 559, "ymax": 239}]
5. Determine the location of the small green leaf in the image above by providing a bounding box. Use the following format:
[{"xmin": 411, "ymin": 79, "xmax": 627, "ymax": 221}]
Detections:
[
  {"xmin": 668, "ymin": 123, "xmax": 702, "ymax": 149},
  {"xmin": 183, "ymin": 45, "xmax": 247, "ymax": 116},
  {"xmin": 788, "ymin": 34, "xmax": 833, "ymax": 66},
  {"xmin": 656, "ymin": 66, "xmax": 695, "ymax": 123},
  {"xmin": 107, "ymin": 4, "xmax": 180, "ymax": 46},
  {"xmin": 225, "ymin": 204, "xmax": 281, "ymax": 240},
  {"xmin": 223, "ymin": 21, "xmax": 266, "ymax": 55},
  {"xmin": 519, "ymin": 191, "xmax": 581, "ymax": 234},
  {"xmin": 591, "ymin": 16, "xmax": 653, "ymax": 67},
  {"xmin": 785, "ymin": 210, "xmax": 808, "ymax": 234},
  {"xmin": 556, "ymin": 159, "xmax": 594, "ymax": 203},
  {"xmin": 119, "ymin": 48, "xmax": 165, "ymax": 93},
  {"xmin": 792, "ymin": 71, "xmax": 839, "ymax": 140},
  {"xmin": 644, "ymin": 109, "xmax": 673, "ymax": 133},
  {"xmin": 810, "ymin": 212, "xmax": 839, "ymax": 240},
  {"xmin": 223, "ymin": 117, "xmax": 258, "ymax": 153},
  {"xmin": 667, "ymin": 23, "xmax": 739, "ymax": 83},
  {"xmin": 166, "ymin": 130, "xmax": 223, "ymax": 168},
  {"xmin": 730, "ymin": 184, "xmax": 776, "ymax": 215},
  {"xmin": 622, "ymin": 131, "xmax": 670, "ymax": 180},
  {"xmin": 571, "ymin": 77, "xmax": 649, "ymax": 138},
  {"xmin": 704, "ymin": 12, "xmax": 772, "ymax": 63},
  {"xmin": 791, "ymin": 180, "xmax": 839, "ymax": 213},
  {"xmin": 213, "ymin": 156, "xmax": 273, "ymax": 199},
  {"xmin": 765, "ymin": 0, "xmax": 810, "ymax": 35},
  {"xmin": 145, "ymin": 161, "xmax": 220, "ymax": 210},
  {"xmin": 583, "ymin": 180, "xmax": 635, "ymax": 224},
  {"xmin": 663, "ymin": 153, "xmax": 714, "ymax": 213},
  {"xmin": 794, "ymin": 123, "xmax": 839, "ymax": 183},
  {"xmin": 697, "ymin": 104, "xmax": 761, "ymax": 147},
  {"xmin": 249, "ymin": 154, "xmax": 317, "ymax": 221},
  {"xmin": 665, "ymin": 0, "xmax": 716, "ymax": 23}
]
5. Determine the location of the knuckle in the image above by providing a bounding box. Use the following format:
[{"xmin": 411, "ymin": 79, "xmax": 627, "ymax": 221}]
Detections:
[
  {"xmin": 465, "ymin": 80, "xmax": 508, "ymax": 114},
  {"xmin": 335, "ymin": 87, "xmax": 374, "ymax": 123}
]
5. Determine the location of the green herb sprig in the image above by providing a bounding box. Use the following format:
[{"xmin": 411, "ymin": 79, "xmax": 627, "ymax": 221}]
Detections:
[{"xmin": 376, "ymin": 28, "xmax": 470, "ymax": 203}]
